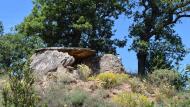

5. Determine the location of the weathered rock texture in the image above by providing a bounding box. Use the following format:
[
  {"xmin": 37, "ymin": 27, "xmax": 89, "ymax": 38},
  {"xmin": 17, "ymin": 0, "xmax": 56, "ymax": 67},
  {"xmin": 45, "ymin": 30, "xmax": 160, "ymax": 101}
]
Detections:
[
  {"xmin": 34, "ymin": 65, "xmax": 78, "ymax": 92},
  {"xmin": 30, "ymin": 50, "xmax": 75, "ymax": 74},
  {"xmin": 31, "ymin": 47, "xmax": 125, "ymax": 92},
  {"xmin": 31, "ymin": 47, "xmax": 96, "ymax": 92},
  {"xmin": 83, "ymin": 54, "xmax": 125, "ymax": 73},
  {"xmin": 99, "ymin": 54, "xmax": 124, "ymax": 73}
]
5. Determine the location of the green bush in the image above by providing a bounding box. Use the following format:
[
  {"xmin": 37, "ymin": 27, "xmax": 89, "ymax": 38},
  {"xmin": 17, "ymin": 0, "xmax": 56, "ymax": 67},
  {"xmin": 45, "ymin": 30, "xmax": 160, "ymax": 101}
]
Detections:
[
  {"xmin": 128, "ymin": 77, "xmax": 146, "ymax": 93},
  {"xmin": 113, "ymin": 92, "xmax": 153, "ymax": 107},
  {"xmin": 41, "ymin": 87, "xmax": 116, "ymax": 107},
  {"xmin": 89, "ymin": 72, "xmax": 129, "ymax": 89},
  {"xmin": 159, "ymin": 84, "xmax": 176, "ymax": 97},
  {"xmin": 66, "ymin": 89, "xmax": 88, "ymax": 107},
  {"xmin": 38, "ymin": 83, "xmax": 68, "ymax": 107},
  {"xmin": 148, "ymin": 69, "xmax": 186, "ymax": 89},
  {"xmin": 83, "ymin": 95, "xmax": 117, "ymax": 107},
  {"xmin": 77, "ymin": 64, "xmax": 91, "ymax": 81},
  {"xmin": 154, "ymin": 91, "xmax": 190, "ymax": 107},
  {"xmin": 66, "ymin": 89, "xmax": 117, "ymax": 107},
  {"xmin": 2, "ymin": 63, "xmax": 40, "ymax": 107}
]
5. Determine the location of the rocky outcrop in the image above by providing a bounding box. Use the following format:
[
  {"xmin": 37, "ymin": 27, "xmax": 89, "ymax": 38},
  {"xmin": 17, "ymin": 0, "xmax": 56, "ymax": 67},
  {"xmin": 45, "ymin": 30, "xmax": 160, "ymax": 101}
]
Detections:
[
  {"xmin": 31, "ymin": 47, "xmax": 96, "ymax": 92},
  {"xmin": 30, "ymin": 50, "xmax": 75, "ymax": 74},
  {"xmin": 83, "ymin": 54, "xmax": 125, "ymax": 74},
  {"xmin": 31, "ymin": 47, "xmax": 125, "ymax": 75},
  {"xmin": 99, "ymin": 54, "xmax": 124, "ymax": 73},
  {"xmin": 34, "ymin": 65, "xmax": 78, "ymax": 92},
  {"xmin": 31, "ymin": 47, "xmax": 125, "ymax": 93}
]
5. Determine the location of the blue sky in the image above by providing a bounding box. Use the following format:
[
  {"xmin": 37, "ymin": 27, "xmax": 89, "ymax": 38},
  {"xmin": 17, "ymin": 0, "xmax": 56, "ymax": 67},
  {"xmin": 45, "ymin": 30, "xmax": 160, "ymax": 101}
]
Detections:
[{"xmin": 0, "ymin": 0, "xmax": 190, "ymax": 73}]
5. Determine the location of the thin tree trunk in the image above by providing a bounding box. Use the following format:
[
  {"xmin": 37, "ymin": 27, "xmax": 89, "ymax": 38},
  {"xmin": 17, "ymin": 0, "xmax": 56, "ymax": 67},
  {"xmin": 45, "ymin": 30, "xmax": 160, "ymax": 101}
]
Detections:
[{"xmin": 137, "ymin": 51, "xmax": 147, "ymax": 76}]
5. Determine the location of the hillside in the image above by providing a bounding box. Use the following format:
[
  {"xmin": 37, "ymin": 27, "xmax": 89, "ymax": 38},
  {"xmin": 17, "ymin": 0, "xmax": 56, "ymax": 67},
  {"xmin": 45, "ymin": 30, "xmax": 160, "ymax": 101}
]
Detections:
[
  {"xmin": 0, "ymin": 0, "xmax": 190, "ymax": 107},
  {"xmin": 0, "ymin": 48, "xmax": 190, "ymax": 107}
]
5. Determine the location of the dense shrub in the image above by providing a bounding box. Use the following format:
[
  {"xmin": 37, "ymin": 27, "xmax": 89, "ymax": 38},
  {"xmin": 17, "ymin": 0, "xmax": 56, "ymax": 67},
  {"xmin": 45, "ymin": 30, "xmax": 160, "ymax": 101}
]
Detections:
[
  {"xmin": 148, "ymin": 69, "xmax": 186, "ymax": 89},
  {"xmin": 113, "ymin": 92, "xmax": 153, "ymax": 107},
  {"xmin": 41, "ymin": 86, "xmax": 116, "ymax": 107},
  {"xmin": 77, "ymin": 64, "xmax": 91, "ymax": 81},
  {"xmin": 154, "ymin": 91, "xmax": 190, "ymax": 107},
  {"xmin": 89, "ymin": 72, "xmax": 129, "ymax": 89},
  {"xmin": 65, "ymin": 89, "xmax": 88, "ymax": 107},
  {"xmin": 66, "ymin": 89, "xmax": 117, "ymax": 107},
  {"xmin": 128, "ymin": 77, "xmax": 146, "ymax": 93},
  {"xmin": 158, "ymin": 83, "xmax": 176, "ymax": 97},
  {"xmin": 2, "ymin": 63, "xmax": 40, "ymax": 107}
]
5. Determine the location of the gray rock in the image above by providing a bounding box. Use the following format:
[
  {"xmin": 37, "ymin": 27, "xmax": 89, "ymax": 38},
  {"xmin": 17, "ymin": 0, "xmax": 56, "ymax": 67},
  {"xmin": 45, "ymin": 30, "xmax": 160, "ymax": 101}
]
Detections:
[
  {"xmin": 99, "ymin": 54, "xmax": 125, "ymax": 73},
  {"xmin": 83, "ymin": 54, "xmax": 125, "ymax": 73},
  {"xmin": 30, "ymin": 50, "xmax": 75, "ymax": 74}
]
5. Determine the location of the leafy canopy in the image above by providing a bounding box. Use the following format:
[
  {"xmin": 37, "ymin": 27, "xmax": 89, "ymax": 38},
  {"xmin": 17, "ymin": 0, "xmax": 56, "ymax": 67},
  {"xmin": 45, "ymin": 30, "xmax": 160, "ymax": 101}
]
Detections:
[
  {"xmin": 0, "ymin": 34, "xmax": 45, "ymax": 72},
  {"xmin": 127, "ymin": 0, "xmax": 190, "ymax": 75},
  {"xmin": 17, "ymin": 0, "xmax": 128, "ymax": 54}
]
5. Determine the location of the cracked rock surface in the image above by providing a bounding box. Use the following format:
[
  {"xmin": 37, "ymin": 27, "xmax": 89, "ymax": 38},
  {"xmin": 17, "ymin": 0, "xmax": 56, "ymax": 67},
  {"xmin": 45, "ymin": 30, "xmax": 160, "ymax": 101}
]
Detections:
[{"xmin": 30, "ymin": 50, "xmax": 75, "ymax": 74}]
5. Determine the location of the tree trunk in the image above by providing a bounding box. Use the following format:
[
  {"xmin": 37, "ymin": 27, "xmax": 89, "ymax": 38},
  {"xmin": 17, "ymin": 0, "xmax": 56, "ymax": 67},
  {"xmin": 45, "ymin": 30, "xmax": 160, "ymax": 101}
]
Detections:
[{"xmin": 137, "ymin": 51, "xmax": 147, "ymax": 76}]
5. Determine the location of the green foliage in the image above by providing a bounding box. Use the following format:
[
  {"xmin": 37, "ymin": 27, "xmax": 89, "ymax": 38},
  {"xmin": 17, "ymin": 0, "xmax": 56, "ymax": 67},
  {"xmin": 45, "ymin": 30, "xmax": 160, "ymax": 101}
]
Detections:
[
  {"xmin": 2, "ymin": 62, "xmax": 40, "ymax": 107},
  {"xmin": 41, "ymin": 85, "xmax": 116, "ymax": 107},
  {"xmin": 162, "ymin": 0, "xmax": 182, "ymax": 3},
  {"xmin": 186, "ymin": 65, "xmax": 190, "ymax": 72},
  {"xmin": 113, "ymin": 92, "xmax": 153, "ymax": 107},
  {"xmin": 0, "ymin": 21, "xmax": 3, "ymax": 36},
  {"xmin": 148, "ymin": 69, "xmax": 180, "ymax": 86},
  {"xmin": 156, "ymin": 83, "xmax": 177, "ymax": 99},
  {"xmin": 128, "ymin": 77, "xmax": 146, "ymax": 94},
  {"xmin": 0, "ymin": 34, "xmax": 45, "ymax": 72},
  {"xmin": 77, "ymin": 64, "xmax": 91, "ymax": 81},
  {"xmin": 65, "ymin": 89, "xmax": 88, "ymax": 107},
  {"xmin": 90, "ymin": 72, "xmax": 129, "ymax": 89},
  {"xmin": 127, "ymin": 0, "xmax": 189, "ymax": 75},
  {"xmin": 97, "ymin": 72, "xmax": 117, "ymax": 88},
  {"xmin": 154, "ymin": 91, "xmax": 190, "ymax": 107},
  {"xmin": 17, "ymin": 0, "xmax": 127, "ymax": 54},
  {"xmin": 65, "ymin": 89, "xmax": 116, "ymax": 107},
  {"xmin": 148, "ymin": 69, "xmax": 187, "ymax": 90},
  {"xmin": 147, "ymin": 39, "xmax": 187, "ymax": 71}
]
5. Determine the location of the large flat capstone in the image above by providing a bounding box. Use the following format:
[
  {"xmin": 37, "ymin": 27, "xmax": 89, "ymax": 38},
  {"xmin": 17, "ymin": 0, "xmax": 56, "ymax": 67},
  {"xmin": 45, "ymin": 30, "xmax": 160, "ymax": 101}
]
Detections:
[{"xmin": 35, "ymin": 47, "xmax": 96, "ymax": 59}]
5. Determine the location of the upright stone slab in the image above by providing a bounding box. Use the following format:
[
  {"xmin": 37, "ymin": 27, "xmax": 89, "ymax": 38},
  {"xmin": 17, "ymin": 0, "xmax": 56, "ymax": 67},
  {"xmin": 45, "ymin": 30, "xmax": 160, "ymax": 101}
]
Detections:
[
  {"xmin": 99, "ymin": 54, "xmax": 125, "ymax": 73},
  {"xmin": 82, "ymin": 54, "xmax": 125, "ymax": 74}
]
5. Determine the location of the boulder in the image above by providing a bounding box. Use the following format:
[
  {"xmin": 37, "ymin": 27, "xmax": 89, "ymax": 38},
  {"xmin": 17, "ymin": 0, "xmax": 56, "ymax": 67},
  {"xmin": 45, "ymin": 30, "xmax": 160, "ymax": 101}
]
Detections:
[
  {"xmin": 83, "ymin": 54, "xmax": 125, "ymax": 73},
  {"xmin": 31, "ymin": 48, "xmax": 126, "ymax": 95},
  {"xmin": 99, "ymin": 54, "xmax": 125, "ymax": 73},
  {"xmin": 34, "ymin": 65, "xmax": 79, "ymax": 94},
  {"xmin": 30, "ymin": 50, "xmax": 75, "ymax": 74}
]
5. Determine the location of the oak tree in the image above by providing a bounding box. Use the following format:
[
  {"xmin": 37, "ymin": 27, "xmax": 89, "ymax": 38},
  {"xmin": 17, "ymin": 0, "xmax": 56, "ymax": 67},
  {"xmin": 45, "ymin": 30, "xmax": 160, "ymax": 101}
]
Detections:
[
  {"xmin": 127, "ymin": 0, "xmax": 190, "ymax": 75},
  {"xmin": 17, "ymin": 0, "xmax": 128, "ymax": 54}
]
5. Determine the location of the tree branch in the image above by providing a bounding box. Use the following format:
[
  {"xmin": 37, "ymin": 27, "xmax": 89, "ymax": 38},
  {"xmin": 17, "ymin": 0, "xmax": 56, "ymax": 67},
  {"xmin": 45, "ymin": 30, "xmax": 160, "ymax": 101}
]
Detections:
[{"xmin": 172, "ymin": 14, "xmax": 190, "ymax": 24}]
